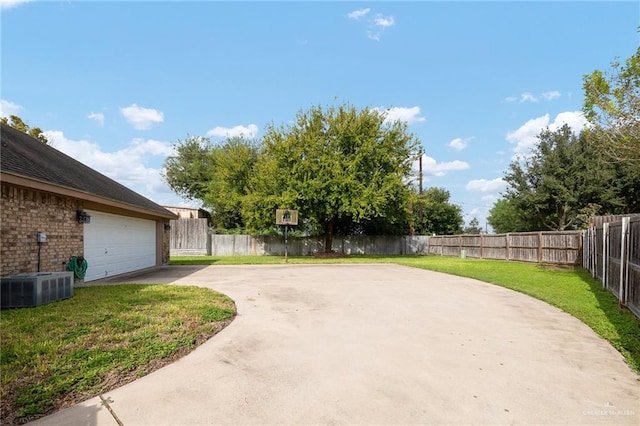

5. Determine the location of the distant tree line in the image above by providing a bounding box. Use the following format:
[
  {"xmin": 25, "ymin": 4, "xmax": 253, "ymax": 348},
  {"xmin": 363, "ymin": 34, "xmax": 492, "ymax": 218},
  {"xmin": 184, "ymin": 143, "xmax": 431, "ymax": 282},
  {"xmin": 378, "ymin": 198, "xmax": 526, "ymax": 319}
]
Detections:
[{"xmin": 488, "ymin": 46, "xmax": 640, "ymax": 233}]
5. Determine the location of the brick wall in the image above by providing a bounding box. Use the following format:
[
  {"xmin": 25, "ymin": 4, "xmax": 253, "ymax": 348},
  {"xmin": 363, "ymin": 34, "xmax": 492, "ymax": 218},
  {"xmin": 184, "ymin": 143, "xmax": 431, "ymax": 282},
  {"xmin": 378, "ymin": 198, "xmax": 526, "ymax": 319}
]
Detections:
[{"xmin": 1, "ymin": 183, "xmax": 84, "ymax": 276}]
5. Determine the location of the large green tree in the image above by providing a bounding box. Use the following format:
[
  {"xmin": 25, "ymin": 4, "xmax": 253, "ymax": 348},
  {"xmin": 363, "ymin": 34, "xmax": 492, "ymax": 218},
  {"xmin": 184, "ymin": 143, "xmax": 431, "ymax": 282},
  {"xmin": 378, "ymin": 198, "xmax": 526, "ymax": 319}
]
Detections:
[
  {"xmin": 609, "ymin": 160, "xmax": 640, "ymax": 213},
  {"xmin": 162, "ymin": 135, "xmax": 214, "ymax": 202},
  {"xmin": 583, "ymin": 46, "xmax": 640, "ymax": 164},
  {"xmin": 1, "ymin": 115, "xmax": 49, "ymax": 144},
  {"xmin": 243, "ymin": 103, "xmax": 419, "ymax": 251},
  {"xmin": 411, "ymin": 187, "xmax": 463, "ymax": 235},
  {"xmin": 487, "ymin": 198, "xmax": 530, "ymax": 233},
  {"xmin": 504, "ymin": 125, "xmax": 626, "ymax": 231},
  {"xmin": 203, "ymin": 137, "xmax": 258, "ymax": 230},
  {"xmin": 163, "ymin": 136, "xmax": 257, "ymax": 230}
]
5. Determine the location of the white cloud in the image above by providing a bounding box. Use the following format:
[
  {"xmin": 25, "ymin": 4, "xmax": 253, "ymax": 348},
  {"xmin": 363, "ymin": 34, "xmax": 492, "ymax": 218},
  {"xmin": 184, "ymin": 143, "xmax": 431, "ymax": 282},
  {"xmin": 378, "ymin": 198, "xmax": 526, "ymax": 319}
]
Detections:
[
  {"xmin": 506, "ymin": 111, "xmax": 588, "ymax": 157},
  {"xmin": 87, "ymin": 112, "xmax": 105, "ymax": 126},
  {"xmin": 506, "ymin": 91, "xmax": 561, "ymax": 103},
  {"xmin": 414, "ymin": 154, "xmax": 469, "ymax": 179},
  {"xmin": 367, "ymin": 32, "xmax": 381, "ymax": 42},
  {"xmin": 552, "ymin": 111, "xmax": 589, "ymax": 131},
  {"xmin": 482, "ymin": 194, "xmax": 499, "ymax": 203},
  {"xmin": 120, "ymin": 103, "xmax": 164, "ymax": 130},
  {"xmin": 367, "ymin": 14, "xmax": 395, "ymax": 41},
  {"xmin": 0, "ymin": 0, "xmax": 32, "ymax": 10},
  {"xmin": 542, "ymin": 91, "xmax": 561, "ymax": 100},
  {"xmin": 376, "ymin": 106, "xmax": 426, "ymax": 125},
  {"xmin": 428, "ymin": 159, "xmax": 469, "ymax": 176},
  {"xmin": 506, "ymin": 115, "xmax": 549, "ymax": 156},
  {"xmin": 347, "ymin": 8, "xmax": 370, "ymax": 19},
  {"xmin": 0, "ymin": 99, "xmax": 22, "ymax": 117},
  {"xmin": 465, "ymin": 178, "xmax": 507, "ymax": 193},
  {"xmin": 127, "ymin": 137, "xmax": 174, "ymax": 157},
  {"xmin": 464, "ymin": 207, "xmax": 482, "ymax": 222},
  {"xmin": 448, "ymin": 137, "xmax": 471, "ymax": 151},
  {"xmin": 43, "ymin": 130, "xmax": 175, "ymax": 200},
  {"xmin": 374, "ymin": 14, "xmax": 395, "ymax": 28},
  {"xmin": 519, "ymin": 92, "xmax": 538, "ymax": 103},
  {"xmin": 348, "ymin": 8, "xmax": 395, "ymax": 41},
  {"xmin": 206, "ymin": 123, "xmax": 259, "ymax": 138}
]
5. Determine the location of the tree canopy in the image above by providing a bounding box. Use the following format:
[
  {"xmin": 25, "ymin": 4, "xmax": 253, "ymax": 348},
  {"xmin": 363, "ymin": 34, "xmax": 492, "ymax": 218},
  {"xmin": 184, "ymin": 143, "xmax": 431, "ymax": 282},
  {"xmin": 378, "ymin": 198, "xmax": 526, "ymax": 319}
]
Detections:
[
  {"xmin": 501, "ymin": 124, "xmax": 638, "ymax": 231},
  {"xmin": 487, "ymin": 198, "xmax": 530, "ymax": 233},
  {"xmin": 410, "ymin": 187, "xmax": 463, "ymax": 236},
  {"xmin": 242, "ymin": 103, "xmax": 419, "ymax": 251},
  {"xmin": 583, "ymin": 46, "xmax": 640, "ymax": 164},
  {"xmin": 162, "ymin": 136, "xmax": 214, "ymax": 202},
  {"xmin": 1, "ymin": 115, "xmax": 49, "ymax": 144},
  {"xmin": 162, "ymin": 136, "xmax": 258, "ymax": 230},
  {"xmin": 204, "ymin": 137, "xmax": 258, "ymax": 231}
]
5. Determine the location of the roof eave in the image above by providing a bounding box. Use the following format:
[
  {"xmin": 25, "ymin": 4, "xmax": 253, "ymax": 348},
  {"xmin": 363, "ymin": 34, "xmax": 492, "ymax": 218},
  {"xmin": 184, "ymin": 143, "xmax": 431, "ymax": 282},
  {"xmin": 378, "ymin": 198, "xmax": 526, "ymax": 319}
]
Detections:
[{"xmin": 1, "ymin": 172, "xmax": 178, "ymax": 220}]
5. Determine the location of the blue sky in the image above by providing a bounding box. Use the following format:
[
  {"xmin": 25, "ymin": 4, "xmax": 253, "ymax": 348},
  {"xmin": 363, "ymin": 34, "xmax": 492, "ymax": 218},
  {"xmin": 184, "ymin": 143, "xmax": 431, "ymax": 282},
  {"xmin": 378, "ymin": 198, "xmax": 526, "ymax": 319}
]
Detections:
[{"xmin": 2, "ymin": 0, "xmax": 638, "ymax": 230}]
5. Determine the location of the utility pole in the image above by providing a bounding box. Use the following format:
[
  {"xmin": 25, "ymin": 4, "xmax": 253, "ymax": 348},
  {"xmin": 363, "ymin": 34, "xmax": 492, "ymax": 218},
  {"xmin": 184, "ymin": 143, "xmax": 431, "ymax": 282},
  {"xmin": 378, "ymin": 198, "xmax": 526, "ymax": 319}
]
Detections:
[
  {"xmin": 418, "ymin": 148, "xmax": 424, "ymax": 234},
  {"xmin": 418, "ymin": 148, "xmax": 423, "ymax": 194}
]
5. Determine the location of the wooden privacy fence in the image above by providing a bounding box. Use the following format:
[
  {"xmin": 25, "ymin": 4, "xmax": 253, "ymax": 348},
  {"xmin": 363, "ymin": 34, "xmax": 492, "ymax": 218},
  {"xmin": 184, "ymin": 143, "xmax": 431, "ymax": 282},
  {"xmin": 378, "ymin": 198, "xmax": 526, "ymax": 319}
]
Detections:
[
  {"xmin": 427, "ymin": 231, "xmax": 583, "ymax": 264},
  {"xmin": 583, "ymin": 215, "xmax": 640, "ymax": 319},
  {"xmin": 207, "ymin": 235, "xmax": 430, "ymax": 256},
  {"xmin": 169, "ymin": 220, "xmax": 583, "ymax": 265},
  {"xmin": 169, "ymin": 219, "xmax": 211, "ymax": 255},
  {"xmin": 169, "ymin": 224, "xmax": 430, "ymax": 256}
]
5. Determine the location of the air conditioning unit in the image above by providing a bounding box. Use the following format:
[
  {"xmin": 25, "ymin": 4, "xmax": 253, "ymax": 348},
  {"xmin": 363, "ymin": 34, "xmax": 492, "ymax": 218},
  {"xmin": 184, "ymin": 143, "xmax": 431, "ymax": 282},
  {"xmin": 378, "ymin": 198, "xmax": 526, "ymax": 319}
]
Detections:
[{"xmin": 1, "ymin": 272, "xmax": 74, "ymax": 309}]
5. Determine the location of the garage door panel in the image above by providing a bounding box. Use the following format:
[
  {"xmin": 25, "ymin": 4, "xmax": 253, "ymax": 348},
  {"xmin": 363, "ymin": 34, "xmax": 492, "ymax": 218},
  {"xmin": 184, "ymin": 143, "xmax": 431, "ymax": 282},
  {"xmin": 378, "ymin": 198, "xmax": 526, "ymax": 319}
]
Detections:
[
  {"xmin": 84, "ymin": 251, "xmax": 155, "ymax": 280},
  {"xmin": 84, "ymin": 211, "xmax": 156, "ymax": 281}
]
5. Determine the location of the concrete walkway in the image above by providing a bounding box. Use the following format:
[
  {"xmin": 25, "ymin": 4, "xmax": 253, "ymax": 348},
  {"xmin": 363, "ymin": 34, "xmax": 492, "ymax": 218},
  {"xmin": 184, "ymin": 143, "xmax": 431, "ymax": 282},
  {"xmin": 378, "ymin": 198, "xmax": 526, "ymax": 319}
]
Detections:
[{"xmin": 32, "ymin": 264, "xmax": 639, "ymax": 425}]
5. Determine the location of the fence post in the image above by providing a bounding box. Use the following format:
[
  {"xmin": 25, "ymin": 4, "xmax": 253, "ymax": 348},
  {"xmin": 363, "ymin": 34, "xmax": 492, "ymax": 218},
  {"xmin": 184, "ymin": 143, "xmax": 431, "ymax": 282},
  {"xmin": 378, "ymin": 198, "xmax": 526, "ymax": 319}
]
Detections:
[
  {"xmin": 505, "ymin": 233, "xmax": 510, "ymax": 261},
  {"xmin": 480, "ymin": 234, "xmax": 484, "ymax": 259},
  {"xmin": 586, "ymin": 228, "xmax": 590, "ymax": 272},
  {"xmin": 603, "ymin": 223, "xmax": 609, "ymax": 289},
  {"xmin": 538, "ymin": 232, "xmax": 543, "ymax": 263},
  {"xmin": 591, "ymin": 227, "xmax": 597, "ymax": 278},
  {"xmin": 620, "ymin": 217, "xmax": 630, "ymax": 307}
]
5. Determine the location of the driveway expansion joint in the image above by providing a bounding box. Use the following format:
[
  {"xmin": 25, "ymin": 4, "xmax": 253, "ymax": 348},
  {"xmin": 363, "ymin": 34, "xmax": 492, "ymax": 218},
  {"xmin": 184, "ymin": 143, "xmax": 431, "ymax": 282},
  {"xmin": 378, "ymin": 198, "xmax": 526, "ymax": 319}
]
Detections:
[{"xmin": 99, "ymin": 394, "xmax": 124, "ymax": 426}]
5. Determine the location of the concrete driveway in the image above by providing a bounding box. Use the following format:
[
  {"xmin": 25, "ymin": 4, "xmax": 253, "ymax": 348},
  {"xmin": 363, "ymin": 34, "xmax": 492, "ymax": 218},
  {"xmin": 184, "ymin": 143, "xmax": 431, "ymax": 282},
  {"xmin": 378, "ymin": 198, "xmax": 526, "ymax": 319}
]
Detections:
[{"xmin": 32, "ymin": 264, "xmax": 639, "ymax": 425}]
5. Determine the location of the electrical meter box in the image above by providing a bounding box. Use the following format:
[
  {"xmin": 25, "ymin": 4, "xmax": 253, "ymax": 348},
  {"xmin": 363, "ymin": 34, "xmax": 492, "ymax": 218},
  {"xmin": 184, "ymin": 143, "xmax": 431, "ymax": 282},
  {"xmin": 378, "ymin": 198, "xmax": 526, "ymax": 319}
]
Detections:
[{"xmin": 37, "ymin": 232, "xmax": 47, "ymax": 243}]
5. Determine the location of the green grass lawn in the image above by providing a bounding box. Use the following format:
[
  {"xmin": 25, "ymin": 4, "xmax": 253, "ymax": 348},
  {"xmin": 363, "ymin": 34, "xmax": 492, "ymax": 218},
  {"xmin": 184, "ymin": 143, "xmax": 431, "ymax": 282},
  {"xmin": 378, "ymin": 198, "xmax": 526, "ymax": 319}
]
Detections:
[
  {"xmin": 0, "ymin": 285, "xmax": 235, "ymax": 425},
  {"xmin": 173, "ymin": 254, "xmax": 640, "ymax": 374}
]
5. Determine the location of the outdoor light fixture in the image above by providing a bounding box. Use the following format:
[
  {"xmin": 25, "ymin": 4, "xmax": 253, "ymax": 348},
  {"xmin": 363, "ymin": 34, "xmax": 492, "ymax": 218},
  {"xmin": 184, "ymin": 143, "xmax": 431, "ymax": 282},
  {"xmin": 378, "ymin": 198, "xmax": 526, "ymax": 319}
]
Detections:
[
  {"xmin": 164, "ymin": 223, "xmax": 171, "ymax": 231},
  {"xmin": 76, "ymin": 210, "xmax": 91, "ymax": 224}
]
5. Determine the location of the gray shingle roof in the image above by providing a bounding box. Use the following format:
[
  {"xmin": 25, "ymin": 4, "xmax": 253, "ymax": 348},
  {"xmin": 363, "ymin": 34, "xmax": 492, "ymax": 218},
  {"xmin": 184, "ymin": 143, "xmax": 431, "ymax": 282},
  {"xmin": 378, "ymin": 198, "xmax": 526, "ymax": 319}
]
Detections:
[{"xmin": 1, "ymin": 123, "xmax": 175, "ymax": 218}]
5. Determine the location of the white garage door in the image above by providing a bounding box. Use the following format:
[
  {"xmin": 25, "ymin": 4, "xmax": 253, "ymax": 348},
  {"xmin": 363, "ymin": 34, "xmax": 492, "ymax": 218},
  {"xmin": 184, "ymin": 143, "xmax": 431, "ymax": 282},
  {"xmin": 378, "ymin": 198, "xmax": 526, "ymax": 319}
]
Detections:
[{"xmin": 83, "ymin": 210, "xmax": 156, "ymax": 281}]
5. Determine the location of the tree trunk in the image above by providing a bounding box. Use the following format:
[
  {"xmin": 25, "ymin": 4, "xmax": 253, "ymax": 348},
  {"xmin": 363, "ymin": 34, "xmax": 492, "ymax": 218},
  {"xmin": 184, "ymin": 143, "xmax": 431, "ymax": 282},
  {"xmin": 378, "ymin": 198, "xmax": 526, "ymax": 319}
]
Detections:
[{"xmin": 324, "ymin": 217, "xmax": 335, "ymax": 252}]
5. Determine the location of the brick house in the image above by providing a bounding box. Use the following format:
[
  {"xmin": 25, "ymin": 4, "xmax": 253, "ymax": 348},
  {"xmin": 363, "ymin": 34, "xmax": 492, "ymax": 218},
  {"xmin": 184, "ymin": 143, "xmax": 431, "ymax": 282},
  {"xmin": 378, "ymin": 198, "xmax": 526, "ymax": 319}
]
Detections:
[{"xmin": 0, "ymin": 123, "xmax": 177, "ymax": 282}]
